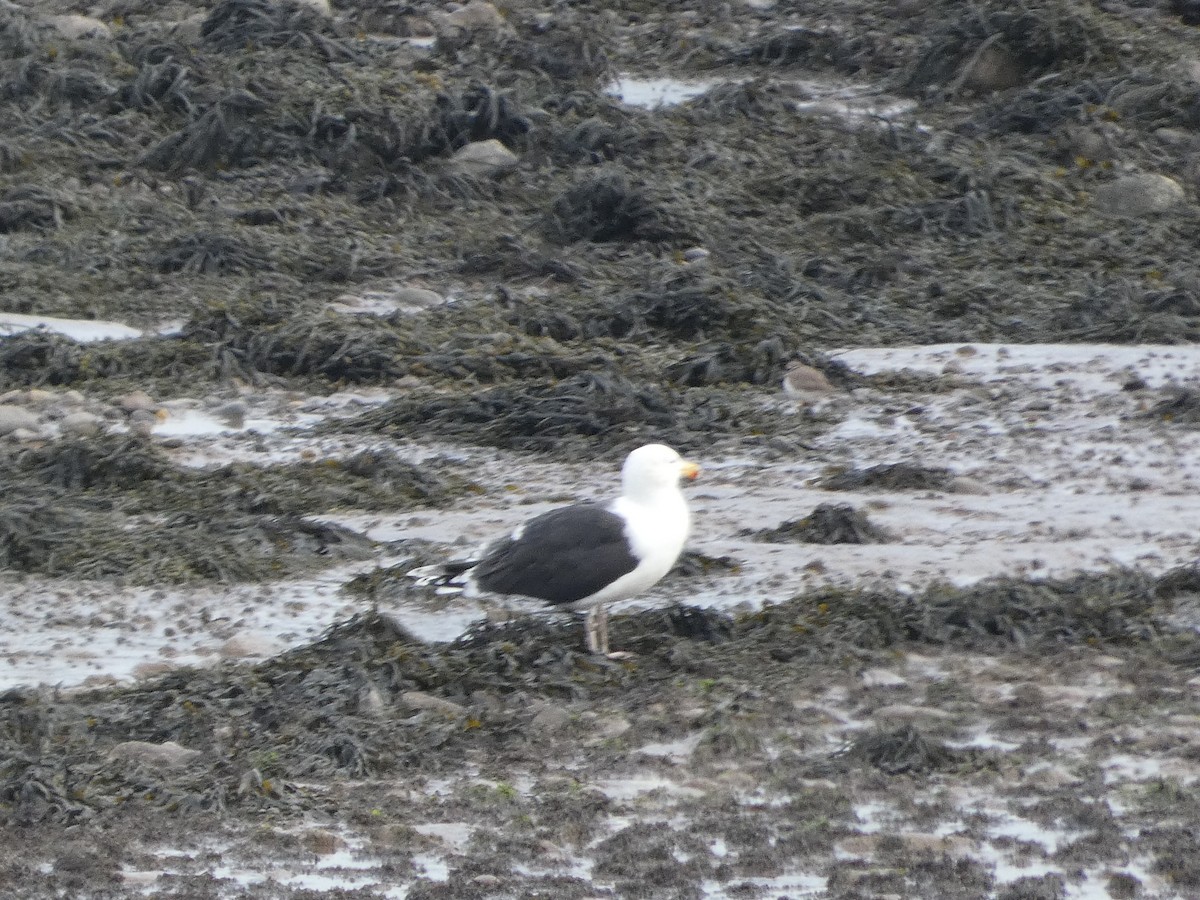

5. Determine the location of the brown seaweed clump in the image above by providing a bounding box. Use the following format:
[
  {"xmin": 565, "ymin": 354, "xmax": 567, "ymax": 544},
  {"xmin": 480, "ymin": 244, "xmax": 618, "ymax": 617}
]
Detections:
[
  {"xmin": 820, "ymin": 463, "xmax": 958, "ymax": 492},
  {"xmin": 746, "ymin": 503, "xmax": 891, "ymax": 544}
]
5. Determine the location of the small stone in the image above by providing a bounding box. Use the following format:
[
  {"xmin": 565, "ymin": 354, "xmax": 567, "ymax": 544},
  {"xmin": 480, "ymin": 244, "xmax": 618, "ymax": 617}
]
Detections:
[
  {"xmin": 530, "ymin": 705, "xmax": 571, "ymax": 733},
  {"xmin": 60, "ymin": 411, "xmax": 103, "ymax": 437},
  {"xmin": 448, "ymin": 139, "xmax": 519, "ymax": 178},
  {"xmin": 120, "ymin": 390, "xmax": 157, "ymax": 413},
  {"xmin": 359, "ymin": 684, "xmax": 388, "ymax": 716},
  {"xmin": 24, "ymin": 389, "xmax": 57, "ymax": 406},
  {"xmin": 218, "ymin": 634, "xmax": 280, "ymax": 659},
  {"xmin": 593, "ymin": 714, "xmax": 632, "ymax": 740},
  {"xmin": 399, "ymin": 691, "xmax": 467, "ymax": 717},
  {"xmin": 108, "ymin": 740, "xmax": 201, "ymax": 771},
  {"xmin": 960, "ymin": 43, "xmax": 1025, "ymax": 93},
  {"xmin": 390, "ymin": 286, "xmax": 445, "ymax": 312},
  {"xmin": 331, "ymin": 285, "xmax": 445, "ymax": 316},
  {"xmin": 681, "ymin": 247, "xmax": 710, "ymax": 263},
  {"xmin": 860, "ymin": 668, "xmax": 907, "ymax": 688},
  {"xmin": 292, "ymin": 0, "xmax": 333, "ymax": 15},
  {"xmin": 445, "ymin": 0, "xmax": 504, "ymax": 30},
  {"xmin": 170, "ymin": 12, "xmax": 206, "ymax": 41},
  {"xmin": 132, "ymin": 661, "xmax": 176, "ymax": 679},
  {"xmin": 46, "ymin": 14, "xmax": 112, "ymax": 40},
  {"xmin": 0, "ymin": 405, "xmax": 39, "ymax": 435},
  {"xmin": 871, "ymin": 704, "xmax": 953, "ymax": 722},
  {"xmin": 128, "ymin": 409, "xmax": 159, "ymax": 437},
  {"xmin": 1093, "ymin": 173, "xmax": 1186, "ymax": 216},
  {"xmin": 302, "ymin": 830, "xmax": 344, "ymax": 855},
  {"xmin": 948, "ymin": 476, "xmax": 988, "ymax": 495},
  {"xmin": 214, "ymin": 401, "xmax": 247, "ymax": 428}
]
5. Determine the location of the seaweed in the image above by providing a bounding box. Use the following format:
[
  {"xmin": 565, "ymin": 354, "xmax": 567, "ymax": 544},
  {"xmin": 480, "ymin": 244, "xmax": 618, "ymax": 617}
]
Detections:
[
  {"xmin": 335, "ymin": 371, "xmax": 684, "ymax": 453},
  {"xmin": 903, "ymin": 0, "xmax": 1119, "ymax": 96},
  {"xmin": 543, "ymin": 171, "xmax": 694, "ymax": 245},
  {"xmin": 0, "ymin": 186, "xmax": 71, "ymax": 233},
  {"xmin": 746, "ymin": 503, "xmax": 891, "ymax": 544},
  {"xmin": 154, "ymin": 231, "xmax": 272, "ymax": 275},
  {"xmin": 820, "ymin": 463, "xmax": 957, "ymax": 492},
  {"xmin": 201, "ymin": 0, "xmax": 356, "ymax": 61}
]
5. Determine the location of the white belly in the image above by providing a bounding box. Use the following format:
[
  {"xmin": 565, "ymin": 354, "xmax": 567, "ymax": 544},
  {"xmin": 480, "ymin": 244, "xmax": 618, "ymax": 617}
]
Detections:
[{"xmin": 567, "ymin": 492, "xmax": 690, "ymax": 610}]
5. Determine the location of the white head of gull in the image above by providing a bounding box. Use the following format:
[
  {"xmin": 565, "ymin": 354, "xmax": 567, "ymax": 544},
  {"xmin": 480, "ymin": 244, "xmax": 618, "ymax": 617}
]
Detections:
[{"xmin": 409, "ymin": 443, "xmax": 700, "ymax": 657}]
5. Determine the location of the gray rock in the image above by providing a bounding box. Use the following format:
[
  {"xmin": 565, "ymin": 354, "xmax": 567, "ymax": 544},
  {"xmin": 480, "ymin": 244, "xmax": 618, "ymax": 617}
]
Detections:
[
  {"xmin": 218, "ymin": 634, "xmax": 280, "ymax": 659},
  {"xmin": 390, "ymin": 286, "xmax": 445, "ymax": 312},
  {"xmin": 292, "ymin": 0, "xmax": 333, "ymax": 16},
  {"xmin": 1093, "ymin": 173, "xmax": 1186, "ymax": 216},
  {"xmin": 128, "ymin": 409, "xmax": 159, "ymax": 436},
  {"xmin": 0, "ymin": 405, "xmax": 39, "ymax": 435},
  {"xmin": 444, "ymin": 0, "xmax": 504, "ymax": 30},
  {"xmin": 448, "ymin": 139, "xmax": 519, "ymax": 178},
  {"xmin": 46, "ymin": 14, "xmax": 111, "ymax": 40},
  {"xmin": 529, "ymin": 705, "xmax": 571, "ymax": 733},
  {"xmin": 215, "ymin": 401, "xmax": 247, "ymax": 428},
  {"xmin": 119, "ymin": 390, "xmax": 157, "ymax": 413},
  {"xmin": 399, "ymin": 691, "xmax": 467, "ymax": 717},
  {"xmin": 958, "ymin": 42, "xmax": 1025, "ymax": 93},
  {"xmin": 60, "ymin": 411, "xmax": 103, "ymax": 436},
  {"xmin": 108, "ymin": 740, "xmax": 201, "ymax": 771}
]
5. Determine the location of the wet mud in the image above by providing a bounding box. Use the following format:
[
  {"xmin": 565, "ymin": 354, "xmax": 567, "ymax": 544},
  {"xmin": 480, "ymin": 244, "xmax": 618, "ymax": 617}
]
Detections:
[{"xmin": 3, "ymin": 0, "xmax": 1200, "ymax": 896}]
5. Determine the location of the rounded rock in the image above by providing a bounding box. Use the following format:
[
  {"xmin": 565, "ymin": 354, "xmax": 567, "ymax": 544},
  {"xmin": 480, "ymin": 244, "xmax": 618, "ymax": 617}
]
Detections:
[
  {"xmin": 120, "ymin": 390, "xmax": 157, "ymax": 413},
  {"xmin": 46, "ymin": 14, "xmax": 112, "ymax": 40},
  {"xmin": 108, "ymin": 740, "xmax": 202, "ymax": 771},
  {"xmin": 60, "ymin": 411, "xmax": 104, "ymax": 437},
  {"xmin": 0, "ymin": 405, "xmax": 40, "ymax": 435},
  {"xmin": 1093, "ymin": 173, "xmax": 1186, "ymax": 216},
  {"xmin": 448, "ymin": 139, "xmax": 520, "ymax": 178}
]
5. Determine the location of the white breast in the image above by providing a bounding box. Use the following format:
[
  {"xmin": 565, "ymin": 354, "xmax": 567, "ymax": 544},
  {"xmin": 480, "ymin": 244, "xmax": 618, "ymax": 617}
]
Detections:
[{"xmin": 569, "ymin": 491, "xmax": 691, "ymax": 609}]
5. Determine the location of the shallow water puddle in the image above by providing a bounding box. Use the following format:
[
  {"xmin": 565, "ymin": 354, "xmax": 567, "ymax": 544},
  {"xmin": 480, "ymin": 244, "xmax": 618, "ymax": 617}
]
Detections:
[
  {"xmin": 0, "ymin": 311, "xmax": 144, "ymax": 341},
  {"xmin": 0, "ymin": 565, "xmax": 367, "ymax": 691},
  {"xmin": 125, "ymin": 831, "xmax": 410, "ymax": 898},
  {"xmin": 608, "ymin": 75, "xmax": 717, "ymax": 106},
  {"xmin": 609, "ymin": 71, "xmax": 916, "ymax": 124},
  {"xmin": 10, "ymin": 343, "xmax": 1200, "ymax": 693}
]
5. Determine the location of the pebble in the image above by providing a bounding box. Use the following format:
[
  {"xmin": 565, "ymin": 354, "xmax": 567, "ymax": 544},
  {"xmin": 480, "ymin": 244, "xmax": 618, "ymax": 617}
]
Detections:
[
  {"xmin": 215, "ymin": 401, "xmax": 247, "ymax": 429},
  {"xmin": 444, "ymin": 0, "xmax": 504, "ymax": 31},
  {"xmin": 959, "ymin": 43, "xmax": 1025, "ymax": 93},
  {"xmin": 1093, "ymin": 173, "xmax": 1186, "ymax": 216},
  {"xmin": 120, "ymin": 390, "xmax": 157, "ymax": 413},
  {"xmin": 400, "ymin": 691, "xmax": 467, "ymax": 717},
  {"xmin": 0, "ymin": 404, "xmax": 40, "ymax": 435},
  {"xmin": 448, "ymin": 139, "xmax": 520, "ymax": 178},
  {"xmin": 529, "ymin": 705, "xmax": 571, "ymax": 733},
  {"xmin": 871, "ymin": 703, "xmax": 953, "ymax": 722},
  {"xmin": 390, "ymin": 286, "xmax": 445, "ymax": 312},
  {"xmin": 128, "ymin": 409, "xmax": 159, "ymax": 437},
  {"xmin": 46, "ymin": 14, "xmax": 112, "ymax": 40},
  {"xmin": 108, "ymin": 740, "xmax": 202, "ymax": 771},
  {"xmin": 860, "ymin": 668, "xmax": 908, "ymax": 688},
  {"xmin": 292, "ymin": 0, "xmax": 333, "ymax": 15},
  {"xmin": 218, "ymin": 634, "xmax": 280, "ymax": 659},
  {"xmin": 359, "ymin": 684, "xmax": 388, "ymax": 716},
  {"xmin": 301, "ymin": 830, "xmax": 344, "ymax": 855},
  {"xmin": 60, "ymin": 411, "xmax": 104, "ymax": 437}
]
